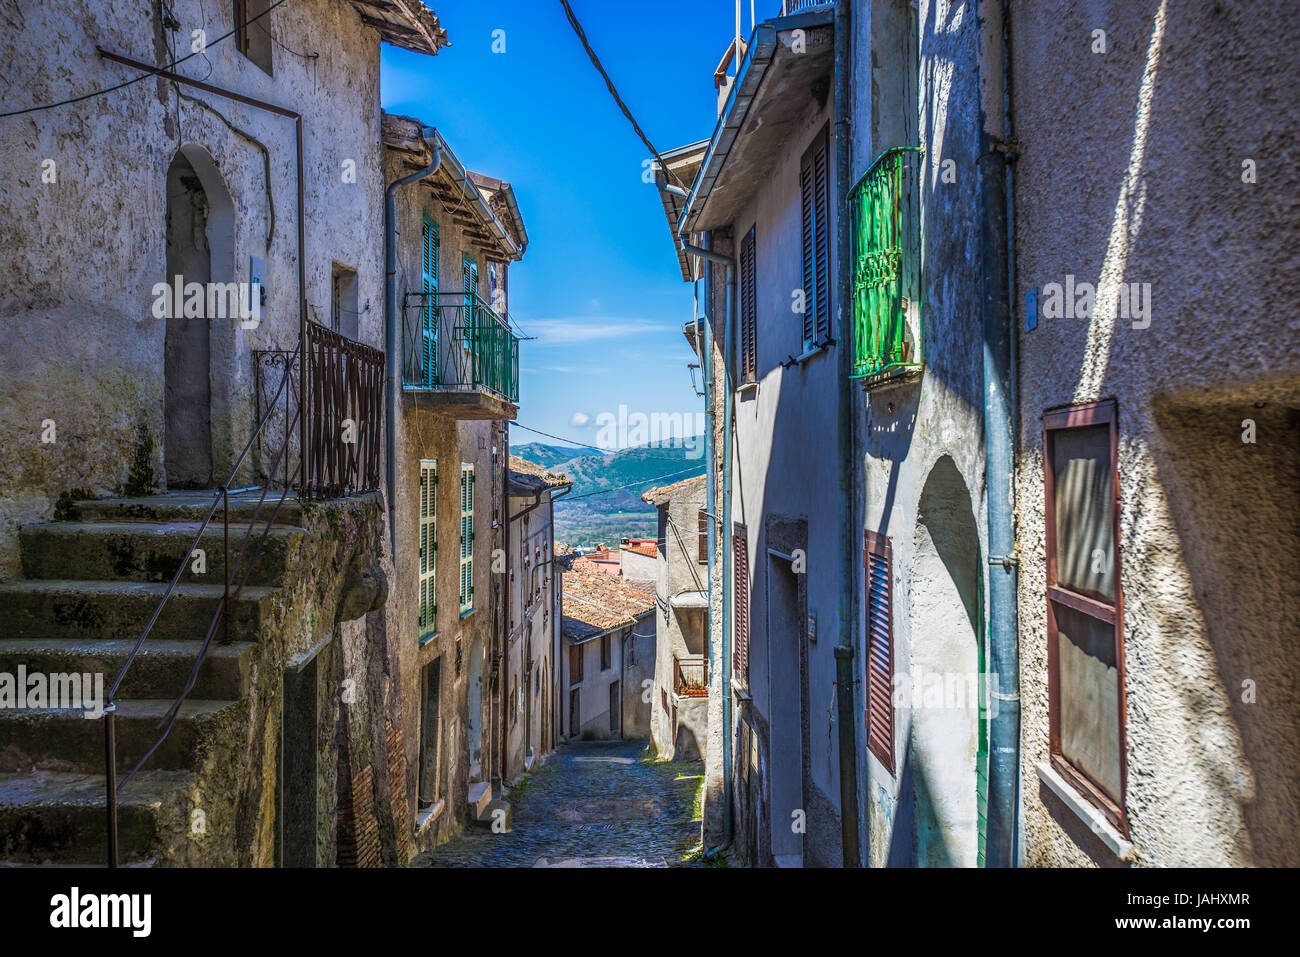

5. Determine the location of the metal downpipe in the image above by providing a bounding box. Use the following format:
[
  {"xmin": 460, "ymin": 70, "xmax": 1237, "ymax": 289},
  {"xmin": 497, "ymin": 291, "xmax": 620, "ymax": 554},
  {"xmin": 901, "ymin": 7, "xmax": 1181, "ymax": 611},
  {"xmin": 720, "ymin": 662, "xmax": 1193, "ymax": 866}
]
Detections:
[
  {"xmin": 978, "ymin": 0, "xmax": 1020, "ymax": 868},
  {"xmin": 384, "ymin": 133, "xmax": 441, "ymax": 556},
  {"xmin": 832, "ymin": 0, "xmax": 861, "ymax": 868}
]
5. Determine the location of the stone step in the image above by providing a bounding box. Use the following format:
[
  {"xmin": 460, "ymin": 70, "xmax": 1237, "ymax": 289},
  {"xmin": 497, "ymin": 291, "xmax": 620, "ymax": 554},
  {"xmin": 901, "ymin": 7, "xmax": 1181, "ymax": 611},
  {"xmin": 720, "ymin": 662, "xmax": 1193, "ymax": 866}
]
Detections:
[
  {"xmin": 0, "ymin": 698, "xmax": 241, "ymax": 775},
  {"xmin": 20, "ymin": 521, "xmax": 305, "ymax": 586},
  {"xmin": 0, "ymin": 638, "xmax": 254, "ymax": 701},
  {"xmin": 472, "ymin": 797, "xmax": 512, "ymax": 832},
  {"xmin": 68, "ymin": 490, "xmax": 307, "ymax": 526},
  {"xmin": 467, "ymin": 780, "xmax": 492, "ymax": 818},
  {"xmin": 0, "ymin": 769, "xmax": 192, "ymax": 865},
  {"xmin": 0, "ymin": 580, "xmax": 276, "ymax": 643}
]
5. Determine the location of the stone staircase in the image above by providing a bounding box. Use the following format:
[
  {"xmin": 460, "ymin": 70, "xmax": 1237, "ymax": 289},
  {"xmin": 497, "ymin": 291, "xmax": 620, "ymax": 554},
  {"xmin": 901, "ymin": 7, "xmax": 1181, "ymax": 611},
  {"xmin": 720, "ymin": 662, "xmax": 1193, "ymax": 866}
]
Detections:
[{"xmin": 0, "ymin": 492, "xmax": 304, "ymax": 865}]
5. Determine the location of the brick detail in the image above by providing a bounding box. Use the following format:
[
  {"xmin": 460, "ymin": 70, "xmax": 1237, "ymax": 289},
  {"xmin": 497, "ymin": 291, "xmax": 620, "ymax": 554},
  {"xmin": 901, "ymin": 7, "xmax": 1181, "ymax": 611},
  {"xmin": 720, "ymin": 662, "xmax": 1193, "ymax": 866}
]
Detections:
[{"xmin": 386, "ymin": 719, "xmax": 412, "ymax": 862}]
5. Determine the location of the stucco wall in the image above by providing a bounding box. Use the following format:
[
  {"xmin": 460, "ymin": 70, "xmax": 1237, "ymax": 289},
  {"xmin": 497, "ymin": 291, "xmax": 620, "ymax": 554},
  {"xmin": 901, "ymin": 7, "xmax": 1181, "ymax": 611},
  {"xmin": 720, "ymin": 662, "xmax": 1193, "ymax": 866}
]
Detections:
[
  {"xmin": 505, "ymin": 493, "xmax": 559, "ymax": 779},
  {"xmin": 1010, "ymin": 0, "xmax": 1300, "ymax": 866},
  {"xmin": 0, "ymin": 0, "xmax": 387, "ymax": 577}
]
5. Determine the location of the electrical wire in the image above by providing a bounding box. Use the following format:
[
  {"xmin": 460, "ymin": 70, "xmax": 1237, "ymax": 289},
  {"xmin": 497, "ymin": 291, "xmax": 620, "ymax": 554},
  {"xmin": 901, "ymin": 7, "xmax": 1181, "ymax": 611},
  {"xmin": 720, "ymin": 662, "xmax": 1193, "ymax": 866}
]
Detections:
[
  {"xmin": 561, "ymin": 465, "xmax": 703, "ymax": 501},
  {"xmin": 0, "ymin": 0, "xmax": 291, "ymax": 118},
  {"xmin": 556, "ymin": 0, "xmax": 684, "ymax": 189},
  {"xmin": 511, "ymin": 422, "xmax": 700, "ymax": 460}
]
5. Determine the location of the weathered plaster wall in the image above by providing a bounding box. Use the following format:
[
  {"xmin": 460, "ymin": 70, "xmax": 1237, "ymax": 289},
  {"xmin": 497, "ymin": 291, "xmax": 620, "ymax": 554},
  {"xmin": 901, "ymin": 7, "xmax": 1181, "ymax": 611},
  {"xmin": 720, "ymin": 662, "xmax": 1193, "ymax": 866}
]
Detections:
[
  {"xmin": 0, "ymin": 0, "xmax": 387, "ymax": 577},
  {"xmin": 505, "ymin": 492, "xmax": 559, "ymax": 779},
  {"xmin": 856, "ymin": 0, "xmax": 990, "ymax": 869},
  {"xmin": 1011, "ymin": 0, "xmax": 1300, "ymax": 866},
  {"xmin": 649, "ymin": 484, "xmax": 709, "ymax": 761},
  {"xmin": 385, "ymin": 150, "xmax": 507, "ymax": 854}
]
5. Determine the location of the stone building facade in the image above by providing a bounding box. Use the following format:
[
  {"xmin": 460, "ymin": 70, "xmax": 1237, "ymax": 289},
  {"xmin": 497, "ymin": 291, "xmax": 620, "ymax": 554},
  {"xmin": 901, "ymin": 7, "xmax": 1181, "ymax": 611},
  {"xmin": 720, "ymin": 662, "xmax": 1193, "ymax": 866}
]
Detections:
[{"xmin": 642, "ymin": 475, "xmax": 709, "ymax": 762}]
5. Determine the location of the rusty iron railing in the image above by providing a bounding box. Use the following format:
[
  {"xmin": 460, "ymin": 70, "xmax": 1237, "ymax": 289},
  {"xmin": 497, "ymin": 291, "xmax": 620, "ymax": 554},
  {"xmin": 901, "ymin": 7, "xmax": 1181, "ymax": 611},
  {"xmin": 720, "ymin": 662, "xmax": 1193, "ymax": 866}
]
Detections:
[
  {"xmin": 303, "ymin": 319, "xmax": 385, "ymax": 498},
  {"xmin": 674, "ymin": 654, "xmax": 710, "ymax": 698},
  {"xmin": 103, "ymin": 326, "xmax": 384, "ymax": 866}
]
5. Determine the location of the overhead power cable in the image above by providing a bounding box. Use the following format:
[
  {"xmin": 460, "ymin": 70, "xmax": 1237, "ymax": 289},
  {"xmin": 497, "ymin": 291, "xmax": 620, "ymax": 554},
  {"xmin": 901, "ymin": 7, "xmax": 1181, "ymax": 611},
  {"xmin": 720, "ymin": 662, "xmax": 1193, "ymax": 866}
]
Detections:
[
  {"xmin": 511, "ymin": 422, "xmax": 699, "ymax": 461},
  {"xmin": 562, "ymin": 465, "xmax": 703, "ymax": 501},
  {"xmin": 0, "ymin": 0, "xmax": 291, "ymax": 118},
  {"xmin": 556, "ymin": 0, "xmax": 684, "ymax": 188}
]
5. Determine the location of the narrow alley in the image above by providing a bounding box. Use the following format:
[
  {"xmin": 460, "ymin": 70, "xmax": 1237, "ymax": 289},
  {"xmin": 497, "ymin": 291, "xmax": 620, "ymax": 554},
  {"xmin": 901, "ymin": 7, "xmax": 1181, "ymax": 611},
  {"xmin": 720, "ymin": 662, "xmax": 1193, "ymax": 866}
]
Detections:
[{"xmin": 415, "ymin": 741, "xmax": 705, "ymax": 868}]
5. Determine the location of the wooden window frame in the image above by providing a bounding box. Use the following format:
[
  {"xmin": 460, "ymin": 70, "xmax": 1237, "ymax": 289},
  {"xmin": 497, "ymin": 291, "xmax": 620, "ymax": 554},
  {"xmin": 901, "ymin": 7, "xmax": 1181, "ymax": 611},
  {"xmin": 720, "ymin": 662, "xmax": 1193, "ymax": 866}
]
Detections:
[
  {"xmin": 864, "ymin": 531, "xmax": 895, "ymax": 774},
  {"xmin": 1043, "ymin": 399, "xmax": 1129, "ymax": 836},
  {"xmin": 418, "ymin": 460, "xmax": 437, "ymax": 639},
  {"xmin": 739, "ymin": 226, "xmax": 757, "ymax": 384},
  {"xmin": 570, "ymin": 643, "xmax": 583, "ymax": 685},
  {"xmin": 459, "ymin": 463, "xmax": 474, "ymax": 613},
  {"xmin": 697, "ymin": 508, "xmax": 709, "ymax": 563},
  {"xmin": 234, "ymin": 0, "xmax": 274, "ymax": 76},
  {"xmin": 732, "ymin": 522, "xmax": 750, "ymax": 688},
  {"xmin": 800, "ymin": 126, "xmax": 831, "ymax": 352},
  {"xmin": 600, "ymin": 634, "xmax": 611, "ymax": 671}
]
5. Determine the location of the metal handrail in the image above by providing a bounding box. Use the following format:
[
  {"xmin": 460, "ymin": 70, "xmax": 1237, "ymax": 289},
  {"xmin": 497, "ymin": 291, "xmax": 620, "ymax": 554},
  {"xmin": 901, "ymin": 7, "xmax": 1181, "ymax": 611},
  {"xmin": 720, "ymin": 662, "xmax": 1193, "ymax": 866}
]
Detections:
[
  {"xmin": 103, "ymin": 342, "xmax": 304, "ymax": 867},
  {"xmin": 401, "ymin": 287, "xmax": 520, "ymax": 402}
]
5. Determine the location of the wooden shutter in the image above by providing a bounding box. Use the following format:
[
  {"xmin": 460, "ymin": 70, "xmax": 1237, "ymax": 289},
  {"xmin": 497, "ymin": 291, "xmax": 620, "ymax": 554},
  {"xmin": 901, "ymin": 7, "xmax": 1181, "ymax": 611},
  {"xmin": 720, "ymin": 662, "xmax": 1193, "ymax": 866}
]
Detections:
[
  {"xmin": 421, "ymin": 214, "xmax": 438, "ymax": 382},
  {"xmin": 732, "ymin": 522, "xmax": 749, "ymax": 685},
  {"xmin": 570, "ymin": 643, "xmax": 583, "ymax": 683},
  {"xmin": 865, "ymin": 531, "xmax": 894, "ymax": 773},
  {"xmin": 739, "ymin": 227, "xmax": 757, "ymax": 383},
  {"xmin": 459, "ymin": 463, "xmax": 474, "ymax": 611},
  {"xmin": 812, "ymin": 133, "xmax": 831, "ymax": 342},
  {"xmin": 698, "ymin": 508, "xmax": 708, "ymax": 562},
  {"xmin": 800, "ymin": 128, "xmax": 831, "ymax": 349},
  {"xmin": 418, "ymin": 460, "xmax": 437, "ymax": 638}
]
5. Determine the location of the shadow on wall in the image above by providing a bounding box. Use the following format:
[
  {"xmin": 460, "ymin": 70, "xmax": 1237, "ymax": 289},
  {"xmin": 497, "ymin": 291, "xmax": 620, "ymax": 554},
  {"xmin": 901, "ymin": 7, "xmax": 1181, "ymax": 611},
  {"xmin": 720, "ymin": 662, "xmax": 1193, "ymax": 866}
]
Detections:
[
  {"xmin": 905, "ymin": 455, "xmax": 984, "ymax": 867},
  {"xmin": 1151, "ymin": 391, "xmax": 1300, "ymax": 866}
]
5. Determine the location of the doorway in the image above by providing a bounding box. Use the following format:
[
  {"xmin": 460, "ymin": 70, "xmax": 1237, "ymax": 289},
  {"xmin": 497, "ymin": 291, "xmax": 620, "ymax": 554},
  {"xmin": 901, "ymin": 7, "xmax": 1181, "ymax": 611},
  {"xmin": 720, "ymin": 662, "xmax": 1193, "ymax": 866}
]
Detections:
[
  {"xmin": 280, "ymin": 654, "xmax": 319, "ymax": 867},
  {"xmin": 766, "ymin": 550, "xmax": 804, "ymax": 865}
]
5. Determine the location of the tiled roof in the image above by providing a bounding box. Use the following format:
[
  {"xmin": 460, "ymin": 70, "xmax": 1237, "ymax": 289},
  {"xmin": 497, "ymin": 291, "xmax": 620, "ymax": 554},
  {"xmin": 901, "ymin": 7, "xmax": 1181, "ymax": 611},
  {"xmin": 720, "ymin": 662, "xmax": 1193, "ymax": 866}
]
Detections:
[
  {"xmin": 622, "ymin": 543, "xmax": 658, "ymax": 558},
  {"xmin": 562, "ymin": 564, "xmax": 656, "ymax": 640},
  {"xmin": 509, "ymin": 455, "xmax": 571, "ymax": 491},
  {"xmin": 347, "ymin": 1, "xmax": 448, "ymax": 55},
  {"xmin": 642, "ymin": 473, "xmax": 706, "ymax": 506}
]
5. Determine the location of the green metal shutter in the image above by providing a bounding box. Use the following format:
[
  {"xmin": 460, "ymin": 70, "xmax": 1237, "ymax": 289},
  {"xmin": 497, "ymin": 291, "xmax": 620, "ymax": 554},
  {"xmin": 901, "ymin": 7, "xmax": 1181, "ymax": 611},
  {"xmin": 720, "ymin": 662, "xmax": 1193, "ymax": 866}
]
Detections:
[{"xmin": 418, "ymin": 460, "xmax": 437, "ymax": 638}]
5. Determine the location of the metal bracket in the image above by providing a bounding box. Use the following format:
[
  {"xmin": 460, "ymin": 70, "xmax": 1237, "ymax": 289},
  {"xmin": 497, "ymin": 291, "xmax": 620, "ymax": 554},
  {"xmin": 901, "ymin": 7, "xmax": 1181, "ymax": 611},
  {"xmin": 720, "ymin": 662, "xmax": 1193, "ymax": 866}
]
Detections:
[{"xmin": 988, "ymin": 554, "xmax": 1019, "ymax": 570}]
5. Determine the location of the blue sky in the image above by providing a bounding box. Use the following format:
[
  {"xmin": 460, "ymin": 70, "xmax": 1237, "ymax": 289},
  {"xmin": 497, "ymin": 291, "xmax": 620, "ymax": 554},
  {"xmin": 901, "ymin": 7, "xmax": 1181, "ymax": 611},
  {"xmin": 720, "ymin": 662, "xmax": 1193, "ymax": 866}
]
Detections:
[{"xmin": 380, "ymin": 0, "xmax": 755, "ymax": 453}]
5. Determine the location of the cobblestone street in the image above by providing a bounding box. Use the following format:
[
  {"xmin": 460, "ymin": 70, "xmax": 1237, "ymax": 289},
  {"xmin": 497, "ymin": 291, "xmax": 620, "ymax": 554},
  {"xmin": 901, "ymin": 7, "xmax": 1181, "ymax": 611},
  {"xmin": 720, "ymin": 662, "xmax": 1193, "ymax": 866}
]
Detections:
[{"xmin": 414, "ymin": 740, "xmax": 705, "ymax": 868}]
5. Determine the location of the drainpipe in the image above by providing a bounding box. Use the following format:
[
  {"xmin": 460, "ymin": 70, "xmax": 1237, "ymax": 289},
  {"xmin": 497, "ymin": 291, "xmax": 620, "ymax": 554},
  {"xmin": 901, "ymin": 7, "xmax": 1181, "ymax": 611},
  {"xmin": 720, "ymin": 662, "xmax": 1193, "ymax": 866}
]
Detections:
[
  {"xmin": 978, "ymin": 0, "xmax": 1020, "ymax": 868},
  {"xmin": 682, "ymin": 238, "xmax": 735, "ymax": 858},
  {"xmin": 831, "ymin": 0, "xmax": 862, "ymax": 869},
  {"xmin": 384, "ymin": 131, "xmax": 441, "ymax": 555}
]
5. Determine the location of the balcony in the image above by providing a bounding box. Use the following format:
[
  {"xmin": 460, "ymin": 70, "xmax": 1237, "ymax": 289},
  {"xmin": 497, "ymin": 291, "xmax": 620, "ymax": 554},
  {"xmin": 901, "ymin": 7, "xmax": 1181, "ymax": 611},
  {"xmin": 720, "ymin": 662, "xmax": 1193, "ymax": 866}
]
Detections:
[
  {"xmin": 401, "ymin": 288, "xmax": 520, "ymax": 420},
  {"xmin": 673, "ymin": 654, "xmax": 709, "ymax": 698}
]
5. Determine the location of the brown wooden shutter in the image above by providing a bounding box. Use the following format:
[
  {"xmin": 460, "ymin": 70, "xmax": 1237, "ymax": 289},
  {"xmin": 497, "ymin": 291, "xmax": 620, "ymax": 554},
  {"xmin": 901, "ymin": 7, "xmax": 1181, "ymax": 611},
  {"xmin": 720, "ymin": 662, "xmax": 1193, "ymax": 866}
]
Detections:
[
  {"xmin": 732, "ymin": 522, "xmax": 750, "ymax": 685},
  {"xmin": 739, "ymin": 227, "xmax": 757, "ymax": 383},
  {"xmin": 864, "ymin": 531, "xmax": 895, "ymax": 773},
  {"xmin": 570, "ymin": 643, "xmax": 583, "ymax": 684},
  {"xmin": 800, "ymin": 155, "xmax": 816, "ymax": 347},
  {"xmin": 698, "ymin": 508, "xmax": 709, "ymax": 562},
  {"xmin": 812, "ymin": 132, "xmax": 831, "ymax": 342}
]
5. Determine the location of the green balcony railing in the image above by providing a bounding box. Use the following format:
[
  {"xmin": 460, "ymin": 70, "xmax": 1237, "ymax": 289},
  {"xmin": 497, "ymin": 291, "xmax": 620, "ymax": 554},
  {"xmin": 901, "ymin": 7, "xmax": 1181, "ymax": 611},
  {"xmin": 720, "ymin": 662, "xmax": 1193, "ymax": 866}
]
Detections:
[
  {"xmin": 849, "ymin": 146, "xmax": 923, "ymax": 380},
  {"xmin": 401, "ymin": 289, "xmax": 520, "ymax": 403}
]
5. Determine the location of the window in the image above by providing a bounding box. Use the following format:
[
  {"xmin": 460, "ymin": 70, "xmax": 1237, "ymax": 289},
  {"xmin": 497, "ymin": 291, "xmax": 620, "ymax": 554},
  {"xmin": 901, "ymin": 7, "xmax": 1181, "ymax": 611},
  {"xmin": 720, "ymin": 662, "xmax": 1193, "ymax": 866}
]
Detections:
[
  {"xmin": 418, "ymin": 460, "xmax": 437, "ymax": 639},
  {"xmin": 800, "ymin": 126, "xmax": 830, "ymax": 351},
  {"xmin": 849, "ymin": 146, "xmax": 922, "ymax": 378},
  {"xmin": 509, "ymin": 677, "xmax": 517, "ymax": 727},
  {"xmin": 570, "ymin": 643, "xmax": 583, "ymax": 684},
  {"xmin": 417, "ymin": 659, "xmax": 442, "ymax": 809},
  {"xmin": 608, "ymin": 681, "xmax": 620, "ymax": 734},
  {"xmin": 459, "ymin": 464, "xmax": 474, "ymax": 613},
  {"xmin": 1044, "ymin": 400, "xmax": 1127, "ymax": 832},
  {"xmin": 463, "ymin": 255, "xmax": 479, "ymax": 312},
  {"xmin": 600, "ymin": 634, "xmax": 611, "ymax": 671},
  {"xmin": 235, "ymin": 0, "xmax": 273, "ymax": 75},
  {"xmin": 732, "ymin": 522, "xmax": 750, "ymax": 686},
  {"xmin": 698, "ymin": 508, "xmax": 709, "ymax": 563},
  {"xmin": 864, "ymin": 532, "xmax": 895, "ymax": 773},
  {"xmin": 569, "ymin": 689, "xmax": 580, "ymax": 737},
  {"xmin": 421, "ymin": 214, "xmax": 439, "ymax": 383},
  {"xmin": 739, "ymin": 226, "xmax": 757, "ymax": 384},
  {"xmin": 331, "ymin": 264, "xmax": 359, "ymax": 340}
]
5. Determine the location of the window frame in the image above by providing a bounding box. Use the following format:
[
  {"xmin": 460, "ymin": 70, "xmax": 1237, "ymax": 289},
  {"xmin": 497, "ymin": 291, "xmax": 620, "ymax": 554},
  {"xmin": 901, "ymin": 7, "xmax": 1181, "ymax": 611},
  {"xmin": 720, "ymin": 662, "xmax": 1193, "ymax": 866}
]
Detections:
[
  {"xmin": 459, "ymin": 463, "xmax": 475, "ymax": 614},
  {"xmin": 800, "ymin": 125, "xmax": 831, "ymax": 353},
  {"xmin": 234, "ymin": 0, "xmax": 274, "ymax": 75},
  {"xmin": 600, "ymin": 634, "xmax": 611, "ymax": 671},
  {"xmin": 1043, "ymin": 399, "xmax": 1129, "ymax": 835},
  {"xmin": 738, "ymin": 226, "xmax": 757, "ymax": 384},
  {"xmin": 864, "ymin": 531, "xmax": 895, "ymax": 774},
  {"xmin": 732, "ymin": 522, "xmax": 750, "ymax": 688},
  {"xmin": 418, "ymin": 459, "xmax": 438, "ymax": 641}
]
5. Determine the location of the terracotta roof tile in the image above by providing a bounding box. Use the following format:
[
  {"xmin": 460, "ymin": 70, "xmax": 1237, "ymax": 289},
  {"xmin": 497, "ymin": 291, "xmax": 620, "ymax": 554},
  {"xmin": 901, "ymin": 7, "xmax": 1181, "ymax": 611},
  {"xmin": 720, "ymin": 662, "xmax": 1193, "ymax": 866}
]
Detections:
[
  {"xmin": 562, "ymin": 564, "xmax": 656, "ymax": 640},
  {"xmin": 642, "ymin": 473, "xmax": 706, "ymax": 506}
]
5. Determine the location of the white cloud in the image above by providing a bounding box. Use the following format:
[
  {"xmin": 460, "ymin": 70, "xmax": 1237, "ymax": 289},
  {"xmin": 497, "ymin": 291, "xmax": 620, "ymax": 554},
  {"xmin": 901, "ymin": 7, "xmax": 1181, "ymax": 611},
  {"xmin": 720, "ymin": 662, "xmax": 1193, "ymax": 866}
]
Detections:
[
  {"xmin": 526, "ymin": 317, "xmax": 671, "ymax": 345},
  {"xmin": 570, "ymin": 412, "xmax": 591, "ymax": 427}
]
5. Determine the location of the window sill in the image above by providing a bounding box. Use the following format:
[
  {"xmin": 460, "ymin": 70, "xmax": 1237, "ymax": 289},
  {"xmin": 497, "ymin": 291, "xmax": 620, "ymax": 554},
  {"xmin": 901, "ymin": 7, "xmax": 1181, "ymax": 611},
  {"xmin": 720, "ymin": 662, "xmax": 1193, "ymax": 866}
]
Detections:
[
  {"xmin": 787, "ymin": 343, "xmax": 829, "ymax": 367},
  {"xmin": 1036, "ymin": 761, "xmax": 1134, "ymax": 862},
  {"xmin": 419, "ymin": 631, "xmax": 439, "ymax": 647},
  {"xmin": 459, "ymin": 608, "xmax": 476, "ymax": 620},
  {"xmin": 736, "ymin": 381, "xmax": 759, "ymax": 397},
  {"xmin": 415, "ymin": 799, "xmax": 445, "ymax": 836}
]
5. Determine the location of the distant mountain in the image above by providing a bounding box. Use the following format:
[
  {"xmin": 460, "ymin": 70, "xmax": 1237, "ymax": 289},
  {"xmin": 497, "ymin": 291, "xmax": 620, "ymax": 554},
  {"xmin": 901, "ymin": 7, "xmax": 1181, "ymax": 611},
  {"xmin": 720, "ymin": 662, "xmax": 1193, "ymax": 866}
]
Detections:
[
  {"xmin": 511, "ymin": 441, "xmax": 583, "ymax": 469},
  {"xmin": 512, "ymin": 437, "xmax": 706, "ymax": 548}
]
